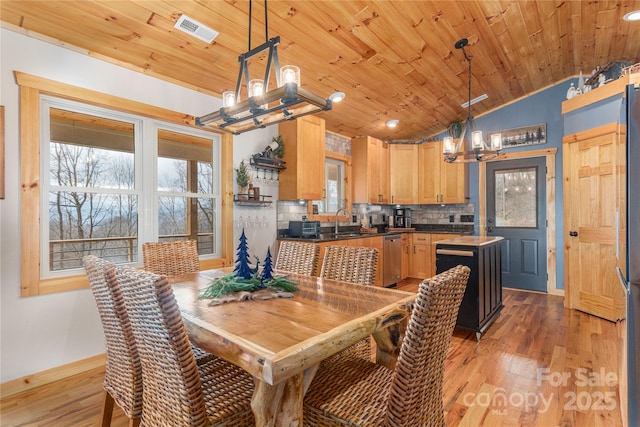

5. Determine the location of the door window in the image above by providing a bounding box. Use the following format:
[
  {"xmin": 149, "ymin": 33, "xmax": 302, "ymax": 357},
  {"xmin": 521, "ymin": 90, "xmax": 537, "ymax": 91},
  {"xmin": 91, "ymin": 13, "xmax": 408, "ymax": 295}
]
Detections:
[{"xmin": 494, "ymin": 167, "xmax": 537, "ymax": 228}]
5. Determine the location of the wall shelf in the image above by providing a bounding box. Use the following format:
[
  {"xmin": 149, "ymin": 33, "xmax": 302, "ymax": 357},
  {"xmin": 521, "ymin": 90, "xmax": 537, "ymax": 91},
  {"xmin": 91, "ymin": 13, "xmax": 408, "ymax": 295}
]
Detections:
[
  {"xmin": 234, "ymin": 194, "xmax": 272, "ymax": 207},
  {"xmin": 250, "ymin": 157, "xmax": 286, "ymax": 171}
]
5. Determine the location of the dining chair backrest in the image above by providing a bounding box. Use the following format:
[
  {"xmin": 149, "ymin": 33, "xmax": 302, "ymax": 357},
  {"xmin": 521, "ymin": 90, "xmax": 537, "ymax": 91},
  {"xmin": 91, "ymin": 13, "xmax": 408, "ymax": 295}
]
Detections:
[
  {"xmin": 320, "ymin": 245, "xmax": 378, "ymax": 285},
  {"xmin": 108, "ymin": 265, "xmax": 211, "ymax": 426},
  {"xmin": 142, "ymin": 239, "xmax": 200, "ymax": 276},
  {"xmin": 109, "ymin": 264, "xmax": 254, "ymax": 426},
  {"xmin": 385, "ymin": 264, "xmax": 471, "ymax": 426},
  {"xmin": 275, "ymin": 241, "xmax": 320, "ymax": 276},
  {"xmin": 82, "ymin": 255, "xmax": 143, "ymax": 426}
]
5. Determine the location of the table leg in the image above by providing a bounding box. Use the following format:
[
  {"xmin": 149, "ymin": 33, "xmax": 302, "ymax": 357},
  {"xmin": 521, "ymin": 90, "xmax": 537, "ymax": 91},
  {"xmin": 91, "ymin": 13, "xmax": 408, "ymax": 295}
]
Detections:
[
  {"xmin": 372, "ymin": 322, "xmax": 405, "ymax": 370},
  {"xmin": 251, "ymin": 373, "xmax": 304, "ymax": 427}
]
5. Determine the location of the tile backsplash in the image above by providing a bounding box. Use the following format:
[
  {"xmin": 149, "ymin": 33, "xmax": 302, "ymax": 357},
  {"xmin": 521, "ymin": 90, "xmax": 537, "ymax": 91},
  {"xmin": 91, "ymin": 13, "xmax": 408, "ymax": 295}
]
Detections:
[{"xmin": 277, "ymin": 201, "xmax": 475, "ymax": 232}]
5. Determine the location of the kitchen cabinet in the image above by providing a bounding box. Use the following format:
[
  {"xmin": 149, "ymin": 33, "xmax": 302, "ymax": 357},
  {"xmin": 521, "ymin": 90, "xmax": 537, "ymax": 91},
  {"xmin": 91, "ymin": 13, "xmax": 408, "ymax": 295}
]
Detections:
[
  {"xmin": 418, "ymin": 141, "xmax": 467, "ymax": 204},
  {"xmin": 401, "ymin": 233, "xmax": 409, "ymax": 280},
  {"xmin": 352, "ymin": 136, "xmax": 389, "ymax": 204},
  {"xmin": 278, "ymin": 115, "xmax": 325, "ymax": 200},
  {"xmin": 389, "ymin": 144, "xmax": 418, "ymax": 204},
  {"xmin": 409, "ymin": 233, "xmax": 431, "ymax": 278},
  {"xmin": 429, "ymin": 233, "xmax": 462, "ymax": 276}
]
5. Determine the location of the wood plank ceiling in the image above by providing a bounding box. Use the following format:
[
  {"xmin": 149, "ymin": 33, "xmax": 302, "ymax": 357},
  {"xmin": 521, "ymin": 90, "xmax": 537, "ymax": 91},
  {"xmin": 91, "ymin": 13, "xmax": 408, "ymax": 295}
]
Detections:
[{"xmin": 2, "ymin": 1, "xmax": 639, "ymax": 142}]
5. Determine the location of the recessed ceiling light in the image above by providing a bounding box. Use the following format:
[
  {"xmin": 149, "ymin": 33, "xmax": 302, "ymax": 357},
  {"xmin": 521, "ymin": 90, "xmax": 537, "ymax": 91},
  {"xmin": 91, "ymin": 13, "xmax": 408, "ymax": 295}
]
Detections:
[
  {"xmin": 329, "ymin": 92, "xmax": 346, "ymax": 103},
  {"xmin": 386, "ymin": 119, "xmax": 399, "ymax": 128},
  {"xmin": 623, "ymin": 10, "xmax": 640, "ymax": 21}
]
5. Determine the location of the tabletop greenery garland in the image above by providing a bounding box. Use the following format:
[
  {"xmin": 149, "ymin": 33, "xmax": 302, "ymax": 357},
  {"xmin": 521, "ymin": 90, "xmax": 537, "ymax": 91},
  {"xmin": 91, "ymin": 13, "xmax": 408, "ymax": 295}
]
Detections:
[{"xmin": 199, "ymin": 229, "xmax": 298, "ymax": 300}]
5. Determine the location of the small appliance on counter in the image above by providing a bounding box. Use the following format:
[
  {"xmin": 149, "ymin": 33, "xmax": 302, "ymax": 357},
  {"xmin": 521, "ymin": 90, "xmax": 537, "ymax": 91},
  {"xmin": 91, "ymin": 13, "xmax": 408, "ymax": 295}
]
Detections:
[
  {"xmin": 288, "ymin": 220, "xmax": 320, "ymax": 238},
  {"xmin": 394, "ymin": 208, "xmax": 411, "ymax": 228}
]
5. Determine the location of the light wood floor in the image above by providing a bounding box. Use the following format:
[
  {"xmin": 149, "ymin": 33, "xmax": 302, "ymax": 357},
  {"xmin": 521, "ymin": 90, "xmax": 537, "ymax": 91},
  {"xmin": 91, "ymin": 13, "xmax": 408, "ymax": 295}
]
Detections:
[{"xmin": 1, "ymin": 284, "xmax": 625, "ymax": 427}]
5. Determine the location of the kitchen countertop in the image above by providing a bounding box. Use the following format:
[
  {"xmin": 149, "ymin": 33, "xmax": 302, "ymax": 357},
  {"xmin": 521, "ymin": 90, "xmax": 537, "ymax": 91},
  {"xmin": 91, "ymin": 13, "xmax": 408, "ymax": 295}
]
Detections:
[
  {"xmin": 278, "ymin": 228, "xmax": 473, "ymax": 243},
  {"xmin": 434, "ymin": 236, "xmax": 504, "ymax": 247}
]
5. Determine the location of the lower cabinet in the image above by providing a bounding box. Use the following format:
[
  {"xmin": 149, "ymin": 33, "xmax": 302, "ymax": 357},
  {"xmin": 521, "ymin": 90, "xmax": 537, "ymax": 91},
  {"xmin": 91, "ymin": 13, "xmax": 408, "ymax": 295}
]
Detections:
[{"xmin": 408, "ymin": 233, "xmax": 431, "ymax": 279}]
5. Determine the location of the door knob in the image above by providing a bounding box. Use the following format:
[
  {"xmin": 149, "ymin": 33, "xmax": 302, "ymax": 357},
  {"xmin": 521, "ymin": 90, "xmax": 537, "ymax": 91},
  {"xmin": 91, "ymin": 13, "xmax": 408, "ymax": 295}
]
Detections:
[
  {"xmin": 488, "ymin": 218, "xmax": 494, "ymax": 223},
  {"xmin": 487, "ymin": 226, "xmax": 494, "ymax": 232}
]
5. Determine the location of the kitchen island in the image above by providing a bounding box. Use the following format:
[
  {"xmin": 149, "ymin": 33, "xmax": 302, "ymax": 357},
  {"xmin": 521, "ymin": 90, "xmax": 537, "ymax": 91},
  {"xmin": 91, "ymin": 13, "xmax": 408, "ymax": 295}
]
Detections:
[{"xmin": 435, "ymin": 236, "xmax": 504, "ymax": 340}]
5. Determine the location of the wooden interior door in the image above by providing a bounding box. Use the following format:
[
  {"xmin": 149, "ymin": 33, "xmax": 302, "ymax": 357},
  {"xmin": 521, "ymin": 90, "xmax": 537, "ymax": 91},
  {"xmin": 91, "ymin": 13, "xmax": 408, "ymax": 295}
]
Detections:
[{"xmin": 563, "ymin": 125, "xmax": 626, "ymax": 321}]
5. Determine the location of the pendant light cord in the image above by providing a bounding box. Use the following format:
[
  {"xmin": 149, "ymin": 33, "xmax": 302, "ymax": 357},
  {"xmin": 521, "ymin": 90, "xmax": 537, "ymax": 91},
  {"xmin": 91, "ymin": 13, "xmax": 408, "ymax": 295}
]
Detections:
[
  {"xmin": 247, "ymin": 0, "xmax": 270, "ymax": 50},
  {"xmin": 463, "ymin": 46, "xmax": 472, "ymax": 122}
]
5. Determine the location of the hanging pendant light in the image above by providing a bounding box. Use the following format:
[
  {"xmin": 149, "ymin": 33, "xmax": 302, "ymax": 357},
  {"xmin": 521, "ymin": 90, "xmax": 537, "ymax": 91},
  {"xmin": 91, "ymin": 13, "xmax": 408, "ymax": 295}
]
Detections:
[
  {"xmin": 196, "ymin": 0, "xmax": 334, "ymax": 134},
  {"xmin": 443, "ymin": 38, "xmax": 502, "ymax": 163}
]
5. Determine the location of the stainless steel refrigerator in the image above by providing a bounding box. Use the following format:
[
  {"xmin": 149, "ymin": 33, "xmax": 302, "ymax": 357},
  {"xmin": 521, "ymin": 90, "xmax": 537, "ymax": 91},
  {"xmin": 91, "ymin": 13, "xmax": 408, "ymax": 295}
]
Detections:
[{"xmin": 618, "ymin": 83, "xmax": 640, "ymax": 426}]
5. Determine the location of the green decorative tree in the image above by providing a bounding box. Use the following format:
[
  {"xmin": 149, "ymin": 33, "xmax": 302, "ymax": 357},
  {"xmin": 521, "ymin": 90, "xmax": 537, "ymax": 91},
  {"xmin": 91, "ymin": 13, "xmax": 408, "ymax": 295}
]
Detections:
[
  {"xmin": 271, "ymin": 135, "xmax": 284, "ymax": 158},
  {"xmin": 234, "ymin": 229, "xmax": 254, "ymax": 279},
  {"xmin": 262, "ymin": 247, "xmax": 274, "ymax": 281},
  {"xmin": 235, "ymin": 160, "xmax": 250, "ymax": 188}
]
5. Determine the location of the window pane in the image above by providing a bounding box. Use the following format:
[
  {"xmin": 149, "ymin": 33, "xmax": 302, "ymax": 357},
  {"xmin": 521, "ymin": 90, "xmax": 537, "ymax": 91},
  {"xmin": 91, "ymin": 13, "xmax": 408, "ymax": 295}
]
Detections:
[
  {"xmin": 49, "ymin": 108, "xmax": 134, "ymax": 189},
  {"xmin": 158, "ymin": 196, "xmax": 216, "ymax": 255},
  {"xmin": 48, "ymin": 191, "xmax": 138, "ymax": 270},
  {"xmin": 319, "ymin": 158, "xmax": 344, "ymax": 213},
  {"xmin": 158, "ymin": 129, "xmax": 213, "ymax": 195},
  {"xmin": 494, "ymin": 167, "xmax": 537, "ymax": 227}
]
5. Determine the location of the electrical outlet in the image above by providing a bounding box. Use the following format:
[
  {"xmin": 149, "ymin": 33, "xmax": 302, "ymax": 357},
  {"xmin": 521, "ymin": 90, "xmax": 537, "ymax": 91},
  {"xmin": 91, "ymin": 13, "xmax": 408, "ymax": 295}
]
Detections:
[
  {"xmin": 352, "ymin": 215, "xmax": 357, "ymax": 223},
  {"xmin": 449, "ymin": 215, "xmax": 455, "ymax": 223},
  {"xmin": 461, "ymin": 215, "xmax": 474, "ymax": 223}
]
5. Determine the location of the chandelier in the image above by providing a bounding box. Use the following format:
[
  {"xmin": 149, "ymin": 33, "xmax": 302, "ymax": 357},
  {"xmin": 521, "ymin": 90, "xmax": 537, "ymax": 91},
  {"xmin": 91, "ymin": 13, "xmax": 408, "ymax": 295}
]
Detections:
[
  {"xmin": 443, "ymin": 38, "xmax": 502, "ymax": 163},
  {"xmin": 196, "ymin": 0, "xmax": 333, "ymax": 134}
]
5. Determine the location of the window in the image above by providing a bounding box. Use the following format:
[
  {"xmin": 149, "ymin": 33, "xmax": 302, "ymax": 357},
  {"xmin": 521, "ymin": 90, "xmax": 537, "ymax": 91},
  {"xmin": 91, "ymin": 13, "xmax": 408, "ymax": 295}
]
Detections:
[
  {"xmin": 41, "ymin": 97, "xmax": 222, "ymax": 279},
  {"xmin": 312, "ymin": 156, "xmax": 347, "ymax": 214},
  {"xmin": 18, "ymin": 72, "xmax": 232, "ymax": 295}
]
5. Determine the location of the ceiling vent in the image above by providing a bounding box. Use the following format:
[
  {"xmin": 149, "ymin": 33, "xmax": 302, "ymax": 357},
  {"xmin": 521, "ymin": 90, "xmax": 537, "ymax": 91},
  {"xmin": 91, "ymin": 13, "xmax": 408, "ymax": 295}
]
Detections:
[{"xmin": 174, "ymin": 14, "xmax": 219, "ymax": 44}]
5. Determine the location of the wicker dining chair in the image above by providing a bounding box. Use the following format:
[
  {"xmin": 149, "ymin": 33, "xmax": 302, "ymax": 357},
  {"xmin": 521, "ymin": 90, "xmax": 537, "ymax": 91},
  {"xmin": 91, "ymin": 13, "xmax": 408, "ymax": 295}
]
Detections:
[
  {"xmin": 319, "ymin": 245, "xmax": 378, "ymax": 286},
  {"xmin": 83, "ymin": 255, "xmax": 143, "ymax": 427},
  {"xmin": 141, "ymin": 240, "xmax": 216, "ymax": 364},
  {"xmin": 275, "ymin": 241, "xmax": 320, "ymax": 276},
  {"xmin": 110, "ymin": 264, "xmax": 255, "ymax": 426},
  {"xmin": 319, "ymin": 245, "xmax": 379, "ymax": 360},
  {"xmin": 142, "ymin": 239, "xmax": 200, "ymax": 276},
  {"xmin": 304, "ymin": 265, "xmax": 471, "ymax": 427}
]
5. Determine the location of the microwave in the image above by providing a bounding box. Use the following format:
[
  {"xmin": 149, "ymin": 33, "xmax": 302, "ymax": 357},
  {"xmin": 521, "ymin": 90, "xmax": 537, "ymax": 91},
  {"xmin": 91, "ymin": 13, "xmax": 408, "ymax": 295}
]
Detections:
[{"xmin": 288, "ymin": 221, "xmax": 321, "ymax": 238}]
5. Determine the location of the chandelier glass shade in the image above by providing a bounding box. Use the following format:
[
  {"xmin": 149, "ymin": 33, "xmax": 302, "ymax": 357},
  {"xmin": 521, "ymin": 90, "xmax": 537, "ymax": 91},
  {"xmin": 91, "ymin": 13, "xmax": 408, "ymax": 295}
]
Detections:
[
  {"xmin": 443, "ymin": 38, "xmax": 502, "ymax": 163},
  {"xmin": 196, "ymin": 1, "xmax": 333, "ymax": 134}
]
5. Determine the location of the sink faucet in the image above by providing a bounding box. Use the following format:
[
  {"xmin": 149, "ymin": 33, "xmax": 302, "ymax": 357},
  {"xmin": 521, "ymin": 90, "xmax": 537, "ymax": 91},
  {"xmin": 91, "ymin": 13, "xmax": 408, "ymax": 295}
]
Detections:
[{"xmin": 335, "ymin": 207, "xmax": 347, "ymax": 234}]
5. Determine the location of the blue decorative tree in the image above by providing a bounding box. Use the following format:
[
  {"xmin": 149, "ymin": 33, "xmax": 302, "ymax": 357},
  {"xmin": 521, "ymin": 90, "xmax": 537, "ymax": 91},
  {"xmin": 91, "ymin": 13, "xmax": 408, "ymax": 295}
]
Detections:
[
  {"xmin": 234, "ymin": 229, "xmax": 254, "ymax": 279},
  {"xmin": 262, "ymin": 247, "xmax": 274, "ymax": 281}
]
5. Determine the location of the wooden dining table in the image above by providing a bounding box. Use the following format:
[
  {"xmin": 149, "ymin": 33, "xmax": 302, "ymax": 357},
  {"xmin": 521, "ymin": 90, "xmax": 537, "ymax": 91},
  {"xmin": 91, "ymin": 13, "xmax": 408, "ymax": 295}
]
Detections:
[{"xmin": 170, "ymin": 268, "xmax": 415, "ymax": 427}]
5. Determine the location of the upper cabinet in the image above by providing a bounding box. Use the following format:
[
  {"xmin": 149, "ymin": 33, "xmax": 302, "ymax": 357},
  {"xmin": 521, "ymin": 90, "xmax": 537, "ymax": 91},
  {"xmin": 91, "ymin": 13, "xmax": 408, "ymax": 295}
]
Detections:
[
  {"xmin": 352, "ymin": 136, "xmax": 390, "ymax": 204},
  {"xmin": 389, "ymin": 144, "xmax": 418, "ymax": 204},
  {"xmin": 418, "ymin": 141, "xmax": 467, "ymax": 204},
  {"xmin": 278, "ymin": 116, "xmax": 326, "ymax": 200}
]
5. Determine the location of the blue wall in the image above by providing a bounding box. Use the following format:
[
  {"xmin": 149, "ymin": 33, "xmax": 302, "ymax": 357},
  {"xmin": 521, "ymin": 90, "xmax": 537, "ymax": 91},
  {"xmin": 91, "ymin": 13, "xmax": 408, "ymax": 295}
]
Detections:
[{"xmin": 462, "ymin": 78, "xmax": 574, "ymax": 290}]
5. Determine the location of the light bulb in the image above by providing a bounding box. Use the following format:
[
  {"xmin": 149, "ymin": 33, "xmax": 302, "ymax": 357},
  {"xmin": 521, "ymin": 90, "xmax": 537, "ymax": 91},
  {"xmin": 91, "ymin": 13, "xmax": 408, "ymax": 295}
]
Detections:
[
  {"xmin": 443, "ymin": 137, "xmax": 454, "ymax": 154},
  {"xmin": 222, "ymin": 91, "xmax": 236, "ymax": 108},
  {"xmin": 249, "ymin": 79, "xmax": 264, "ymax": 97},
  {"xmin": 280, "ymin": 65, "xmax": 300, "ymax": 86},
  {"xmin": 471, "ymin": 131, "xmax": 483, "ymax": 149}
]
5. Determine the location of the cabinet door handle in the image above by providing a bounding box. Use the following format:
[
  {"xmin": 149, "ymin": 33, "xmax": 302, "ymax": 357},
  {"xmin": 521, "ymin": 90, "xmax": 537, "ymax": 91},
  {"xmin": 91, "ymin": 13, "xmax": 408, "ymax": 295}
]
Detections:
[
  {"xmin": 569, "ymin": 231, "xmax": 578, "ymax": 237},
  {"xmin": 413, "ymin": 247, "xmax": 416, "ymax": 254}
]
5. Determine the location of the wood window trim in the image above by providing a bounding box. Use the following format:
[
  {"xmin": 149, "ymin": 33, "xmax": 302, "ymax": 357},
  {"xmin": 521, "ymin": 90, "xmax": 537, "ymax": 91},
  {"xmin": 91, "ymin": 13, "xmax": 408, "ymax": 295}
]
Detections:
[
  {"xmin": 306, "ymin": 151, "xmax": 352, "ymax": 222},
  {"xmin": 16, "ymin": 71, "xmax": 233, "ymax": 296},
  {"xmin": 478, "ymin": 147, "xmax": 560, "ymax": 296}
]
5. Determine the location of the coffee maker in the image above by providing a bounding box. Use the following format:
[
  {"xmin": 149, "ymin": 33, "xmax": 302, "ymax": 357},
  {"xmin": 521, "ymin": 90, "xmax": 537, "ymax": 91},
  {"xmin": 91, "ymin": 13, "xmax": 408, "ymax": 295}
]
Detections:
[{"xmin": 394, "ymin": 208, "xmax": 411, "ymax": 228}]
